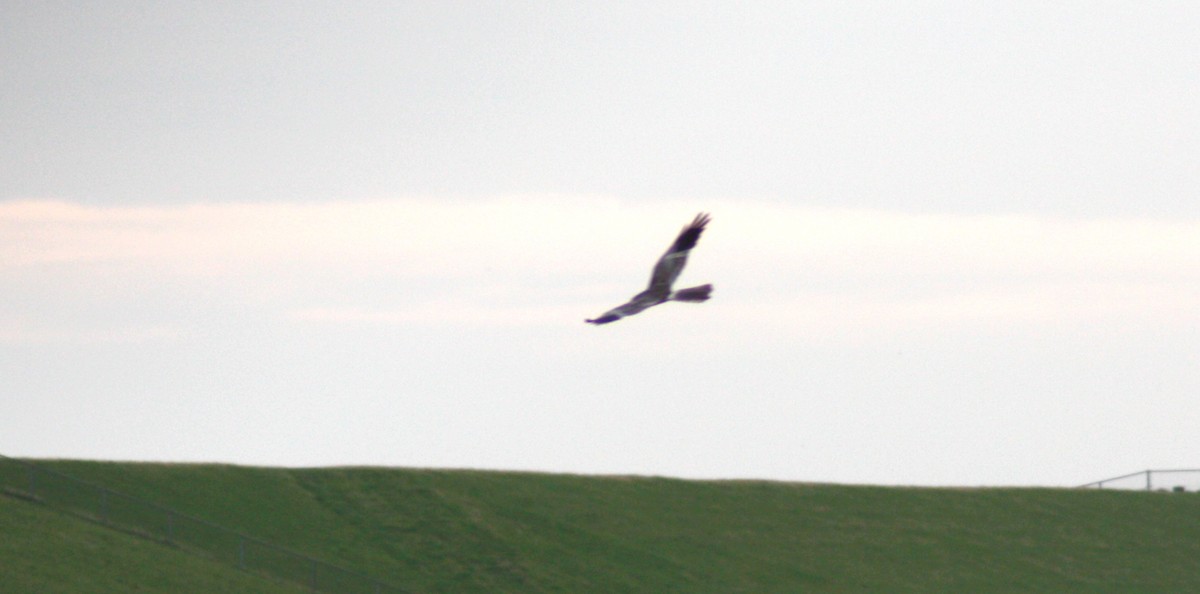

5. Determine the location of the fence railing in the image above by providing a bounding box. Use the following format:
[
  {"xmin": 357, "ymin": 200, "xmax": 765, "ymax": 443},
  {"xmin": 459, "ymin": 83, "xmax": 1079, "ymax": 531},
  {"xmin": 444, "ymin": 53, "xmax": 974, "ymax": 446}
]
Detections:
[
  {"xmin": 1079, "ymin": 469, "xmax": 1200, "ymax": 491},
  {"xmin": 0, "ymin": 454, "xmax": 407, "ymax": 593}
]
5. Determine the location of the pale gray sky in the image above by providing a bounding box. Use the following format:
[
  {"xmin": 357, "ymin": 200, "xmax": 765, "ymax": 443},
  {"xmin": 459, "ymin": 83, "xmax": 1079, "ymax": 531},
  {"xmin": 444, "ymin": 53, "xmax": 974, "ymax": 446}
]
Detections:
[{"xmin": 3, "ymin": 2, "xmax": 1199, "ymax": 486}]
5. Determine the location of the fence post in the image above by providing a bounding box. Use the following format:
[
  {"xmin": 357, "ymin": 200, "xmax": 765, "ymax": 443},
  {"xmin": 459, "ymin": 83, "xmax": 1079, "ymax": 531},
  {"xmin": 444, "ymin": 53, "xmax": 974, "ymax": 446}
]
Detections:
[{"xmin": 1146, "ymin": 470, "xmax": 1152, "ymax": 491}]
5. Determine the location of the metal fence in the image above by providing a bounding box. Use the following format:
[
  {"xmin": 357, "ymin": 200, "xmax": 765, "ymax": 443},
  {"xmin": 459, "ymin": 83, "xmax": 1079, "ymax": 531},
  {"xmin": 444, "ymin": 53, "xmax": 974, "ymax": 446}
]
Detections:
[
  {"xmin": 1079, "ymin": 469, "xmax": 1200, "ymax": 492},
  {"xmin": 0, "ymin": 454, "xmax": 407, "ymax": 593}
]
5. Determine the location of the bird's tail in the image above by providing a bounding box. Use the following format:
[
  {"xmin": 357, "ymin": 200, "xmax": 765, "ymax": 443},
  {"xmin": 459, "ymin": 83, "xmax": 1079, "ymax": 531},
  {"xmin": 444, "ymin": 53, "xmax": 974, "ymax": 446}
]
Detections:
[{"xmin": 670, "ymin": 284, "xmax": 712, "ymax": 302}]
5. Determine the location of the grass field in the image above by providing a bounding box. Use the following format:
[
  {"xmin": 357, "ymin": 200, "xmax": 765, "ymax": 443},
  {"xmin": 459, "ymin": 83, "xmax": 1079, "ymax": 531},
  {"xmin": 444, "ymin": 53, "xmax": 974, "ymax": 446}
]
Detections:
[
  {"xmin": 7, "ymin": 460, "xmax": 1200, "ymax": 593},
  {"xmin": 0, "ymin": 490, "xmax": 309, "ymax": 594}
]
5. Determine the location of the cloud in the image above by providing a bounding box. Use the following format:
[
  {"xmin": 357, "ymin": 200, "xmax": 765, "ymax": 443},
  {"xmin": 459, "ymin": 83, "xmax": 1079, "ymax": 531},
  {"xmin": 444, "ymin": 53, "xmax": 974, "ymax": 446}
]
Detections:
[
  {"xmin": 3, "ymin": 198, "xmax": 1200, "ymax": 340},
  {"xmin": 0, "ymin": 323, "xmax": 181, "ymax": 345},
  {"xmin": 286, "ymin": 303, "xmax": 588, "ymax": 327}
]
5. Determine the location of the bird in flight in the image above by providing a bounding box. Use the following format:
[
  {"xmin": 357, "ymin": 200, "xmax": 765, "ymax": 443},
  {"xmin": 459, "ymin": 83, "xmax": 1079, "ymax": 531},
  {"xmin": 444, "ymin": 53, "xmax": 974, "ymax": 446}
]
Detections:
[{"xmin": 586, "ymin": 212, "xmax": 713, "ymax": 325}]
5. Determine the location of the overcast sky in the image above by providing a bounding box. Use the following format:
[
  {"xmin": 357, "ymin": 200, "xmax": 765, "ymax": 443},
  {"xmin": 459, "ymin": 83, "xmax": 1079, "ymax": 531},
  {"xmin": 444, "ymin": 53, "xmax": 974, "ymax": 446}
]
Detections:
[{"xmin": 3, "ymin": 2, "xmax": 1199, "ymax": 487}]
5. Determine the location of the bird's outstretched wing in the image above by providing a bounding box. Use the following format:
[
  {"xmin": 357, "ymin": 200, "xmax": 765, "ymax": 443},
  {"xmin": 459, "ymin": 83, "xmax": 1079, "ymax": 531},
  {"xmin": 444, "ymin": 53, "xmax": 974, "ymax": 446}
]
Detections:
[
  {"xmin": 584, "ymin": 300, "xmax": 651, "ymax": 325},
  {"xmin": 646, "ymin": 212, "xmax": 710, "ymax": 294}
]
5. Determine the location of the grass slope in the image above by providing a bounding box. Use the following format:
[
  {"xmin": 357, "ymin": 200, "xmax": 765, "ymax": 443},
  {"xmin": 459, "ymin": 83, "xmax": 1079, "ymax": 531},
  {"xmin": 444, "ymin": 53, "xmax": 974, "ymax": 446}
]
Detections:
[
  {"xmin": 0, "ymin": 493, "xmax": 309, "ymax": 594},
  {"xmin": 12, "ymin": 460, "xmax": 1200, "ymax": 593}
]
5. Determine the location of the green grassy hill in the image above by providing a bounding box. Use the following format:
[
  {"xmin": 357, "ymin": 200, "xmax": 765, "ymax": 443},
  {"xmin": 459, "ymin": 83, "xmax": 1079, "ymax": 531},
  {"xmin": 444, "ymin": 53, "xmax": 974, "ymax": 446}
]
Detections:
[
  {"xmin": 0, "ymin": 491, "xmax": 309, "ymax": 594},
  {"xmin": 7, "ymin": 460, "xmax": 1200, "ymax": 593}
]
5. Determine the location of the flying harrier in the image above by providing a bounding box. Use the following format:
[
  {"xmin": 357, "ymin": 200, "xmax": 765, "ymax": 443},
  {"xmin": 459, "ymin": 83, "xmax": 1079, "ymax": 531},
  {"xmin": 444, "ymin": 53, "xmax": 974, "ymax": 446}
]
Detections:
[{"xmin": 586, "ymin": 212, "xmax": 713, "ymax": 325}]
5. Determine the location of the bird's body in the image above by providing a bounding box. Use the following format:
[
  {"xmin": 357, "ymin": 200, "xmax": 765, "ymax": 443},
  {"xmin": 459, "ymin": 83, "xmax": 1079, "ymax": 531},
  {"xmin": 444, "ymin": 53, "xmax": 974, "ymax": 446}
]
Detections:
[{"xmin": 586, "ymin": 213, "xmax": 713, "ymax": 325}]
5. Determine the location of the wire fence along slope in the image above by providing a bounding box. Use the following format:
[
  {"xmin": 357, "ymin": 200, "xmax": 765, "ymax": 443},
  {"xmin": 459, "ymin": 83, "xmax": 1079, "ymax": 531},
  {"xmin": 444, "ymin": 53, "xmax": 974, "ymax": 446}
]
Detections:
[
  {"xmin": 0, "ymin": 454, "xmax": 407, "ymax": 594},
  {"xmin": 1079, "ymin": 469, "xmax": 1200, "ymax": 491}
]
